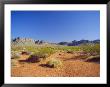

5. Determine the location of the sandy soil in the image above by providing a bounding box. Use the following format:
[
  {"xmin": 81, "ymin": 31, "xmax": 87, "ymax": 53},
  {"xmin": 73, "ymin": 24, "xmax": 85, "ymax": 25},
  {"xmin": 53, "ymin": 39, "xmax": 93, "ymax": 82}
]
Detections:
[{"xmin": 11, "ymin": 52, "xmax": 100, "ymax": 77}]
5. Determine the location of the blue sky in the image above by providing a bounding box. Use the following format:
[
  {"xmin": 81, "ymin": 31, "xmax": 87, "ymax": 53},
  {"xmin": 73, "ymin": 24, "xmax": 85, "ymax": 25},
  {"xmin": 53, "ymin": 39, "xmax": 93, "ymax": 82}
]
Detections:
[{"xmin": 11, "ymin": 11, "xmax": 100, "ymax": 43}]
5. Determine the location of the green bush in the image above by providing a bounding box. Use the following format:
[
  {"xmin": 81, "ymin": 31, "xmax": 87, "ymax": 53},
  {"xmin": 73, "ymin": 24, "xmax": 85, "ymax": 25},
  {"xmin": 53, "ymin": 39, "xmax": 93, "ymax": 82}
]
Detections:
[{"xmin": 46, "ymin": 58, "xmax": 62, "ymax": 68}]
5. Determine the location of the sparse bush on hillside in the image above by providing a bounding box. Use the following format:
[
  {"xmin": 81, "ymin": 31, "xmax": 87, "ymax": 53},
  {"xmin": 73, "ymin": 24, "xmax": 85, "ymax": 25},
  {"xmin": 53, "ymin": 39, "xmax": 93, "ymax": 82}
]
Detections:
[{"xmin": 46, "ymin": 58, "xmax": 62, "ymax": 68}]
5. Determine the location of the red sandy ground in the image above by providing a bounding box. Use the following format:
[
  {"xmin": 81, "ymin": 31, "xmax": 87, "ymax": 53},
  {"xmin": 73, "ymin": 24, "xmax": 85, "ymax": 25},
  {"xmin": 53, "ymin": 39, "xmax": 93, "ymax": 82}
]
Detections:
[{"xmin": 11, "ymin": 52, "xmax": 100, "ymax": 77}]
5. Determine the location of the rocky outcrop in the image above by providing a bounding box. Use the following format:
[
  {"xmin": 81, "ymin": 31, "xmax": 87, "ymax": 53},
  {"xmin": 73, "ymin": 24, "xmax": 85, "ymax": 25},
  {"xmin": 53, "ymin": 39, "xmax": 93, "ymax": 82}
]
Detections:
[
  {"xmin": 12, "ymin": 37, "xmax": 100, "ymax": 46},
  {"xmin": 12, "ymin": 37, "xmax": 49, "ymax": 46}
]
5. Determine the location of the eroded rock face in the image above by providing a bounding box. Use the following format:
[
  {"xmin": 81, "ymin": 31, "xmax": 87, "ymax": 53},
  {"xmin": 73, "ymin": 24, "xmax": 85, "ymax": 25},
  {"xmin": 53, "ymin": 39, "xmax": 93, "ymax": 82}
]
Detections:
[
  {"xmin": 12, "ymin": 37, "xmax": 100, "ymax": 46},
  {"xmin": 12, "ymin": 37, "xmax": 50, "ymax": 46}
]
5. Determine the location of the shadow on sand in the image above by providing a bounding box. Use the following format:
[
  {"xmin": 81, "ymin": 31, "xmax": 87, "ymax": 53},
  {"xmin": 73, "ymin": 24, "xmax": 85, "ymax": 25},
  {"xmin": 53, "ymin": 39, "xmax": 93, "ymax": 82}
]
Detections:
[{"xmin": 39, "ymin": 64, "xmax": 53, "ymax": 68}]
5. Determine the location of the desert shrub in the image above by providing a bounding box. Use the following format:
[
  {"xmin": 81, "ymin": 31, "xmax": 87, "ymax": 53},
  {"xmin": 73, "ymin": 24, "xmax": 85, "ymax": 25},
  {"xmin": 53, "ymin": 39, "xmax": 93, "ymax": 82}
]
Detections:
[
  {"xmin": 23, "ymin": 46, "xmax": 55, "ymax": 56},
  {"xmin": 66, "ymin": 49, "xmax": 73, "ymax": 53},
  {"xmin": 27, "ymin": 55, "xmax": 41, "ymax": 63},
  {"xmin": 32, "ymin": 52, "xmax": 48, "ymax": 59},
  {"xmin": 46, "ymin": 58, "xmax": 62, "ymax": 68},
  {"xmin": 11, "ymin": 45, "xmax": 24, "ymax": 51},
  {"xmin": 38, "ymin": 47, "xmax": 55, "ymax": 55},
  {"xmin": 31, "ymin": 47, "xmax": 55, "ymax": 59},
  {"xmin": 27, "ymin": 48, "xmax": 52, "ymax": 63},
  {"xmin": 11, "ymin": 59, "xmax": 20, "ymax": 67},
  {"xmin": 61, "ymin": 46, "xmax": 81, "ymax": 52},
  {"xmin": 85, "ymin": 55, "xmax": 100, "ymax": 62},
  {"xmin": 80, "ymin": 44, "xmax": 100, "ymax": 55},
  {"xmin": 11, "ymin": 52, "xmax": 20, "ymax": 59},
  {"xmin": 24, "ymin": 46, "xmax": 40, "ymax": 53},
  {"xmin": 87, "ymin": 55, "xmax": 100, "ymax": 59},
  {"xmin": 12, "ymin": 45, "xmax": 39, "ymax": 53}
]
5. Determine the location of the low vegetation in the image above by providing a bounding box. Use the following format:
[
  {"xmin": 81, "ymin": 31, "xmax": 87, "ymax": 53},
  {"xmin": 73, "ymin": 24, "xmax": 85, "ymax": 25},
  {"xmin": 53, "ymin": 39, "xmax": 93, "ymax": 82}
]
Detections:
[
  {"xmin": 11, "ymin": 38, "xmax": 100, "ymax": 77},
  {"xmin": 26, "ymin": 54, "xmax": 41, "ymax": 63},
  {"xmin": 46, "ymin": 58, "xmax": 63, "ymax": 68},
  {"xmin": 80, "ymin": 44, "xmax": 100, "ymax": 55},
  {"xmin": 11, "ymin": 51, "xmax": 21, "ymax": 59},
  {"xmin": 85, "ymin": 55, "xmax": 100, "ymax": 63},
  {"xmin": 11, "ymin": 38, "xmax": 100, "ymax": 68}
]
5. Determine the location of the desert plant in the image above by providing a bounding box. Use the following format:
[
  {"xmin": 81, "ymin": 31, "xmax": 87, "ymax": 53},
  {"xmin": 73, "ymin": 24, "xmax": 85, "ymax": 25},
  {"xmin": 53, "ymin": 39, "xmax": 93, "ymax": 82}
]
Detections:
[
  {"xmin": 27, "ymin": 54, "xmax": 41, "ymax": 63},
  {"xmin": 11, "ymin": 52, "xmax": 20, "ymax": 59},
  {"xmin": 38, "ymin": 47, "xmax": 55, "ymax": 56},
  {"xmin": 80, "ymin": 44, "xmax": 100, "ymax": 55},
  {"xmin": 61, "ymin": 46, "xmax": 81, "ymax": 52},
  {"xmin": 85, "ymin": 55, "xmax": 100, "ymax": 63},
  {"xmin": 31, "ymin": 47, "xmax": 56, "ymax": 59},
  {"xmin": 87, "ymin": 55, "xmax": 100, "ymax": 59},
  {"xmin": 31, "ymin": 52, "xmax": 49, "ymax": 60},
  {"xmin": 46, "ymin": 58, "xmax": 62, "ymax": 68},
  {"xmin": 11, "ymin": 59, "xmax": 20, "ymax": 67},
  {"xmin": 66, "ymin": 49, "xmax": 73, "ymax": 53}
]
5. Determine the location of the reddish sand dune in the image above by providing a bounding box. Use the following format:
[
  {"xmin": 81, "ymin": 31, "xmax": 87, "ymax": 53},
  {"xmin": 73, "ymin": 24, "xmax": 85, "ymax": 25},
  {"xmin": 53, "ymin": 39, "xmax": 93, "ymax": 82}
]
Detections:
[{"xmin": 11, "ymin": 52, "xmax": 100, "ymax": 77}]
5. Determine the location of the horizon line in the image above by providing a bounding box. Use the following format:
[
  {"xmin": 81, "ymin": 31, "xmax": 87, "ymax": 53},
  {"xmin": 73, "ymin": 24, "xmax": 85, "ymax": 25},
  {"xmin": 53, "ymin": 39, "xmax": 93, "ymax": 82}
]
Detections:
[{"xmin": 11, "ymin": 37, "xmax": 100, "ymax": 43}]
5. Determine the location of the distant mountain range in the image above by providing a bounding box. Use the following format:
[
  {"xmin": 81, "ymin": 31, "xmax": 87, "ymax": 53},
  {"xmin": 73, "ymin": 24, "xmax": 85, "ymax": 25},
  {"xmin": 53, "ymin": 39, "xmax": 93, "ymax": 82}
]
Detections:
[
  {"xmin": 58, "ymin": 39, "xmax": 100, "ymax": 46},
  {"xmin": 11, "ymin": 37, "xmax": 100, "ymax": 46}
]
